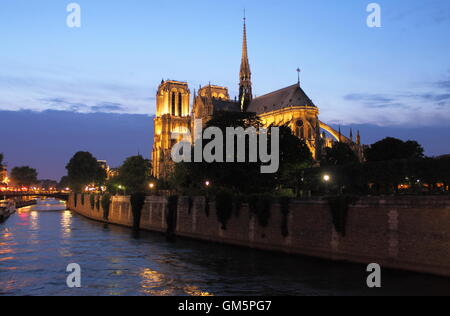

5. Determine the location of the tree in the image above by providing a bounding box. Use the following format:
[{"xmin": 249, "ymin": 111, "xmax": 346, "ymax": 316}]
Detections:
[
  {"xmin": 59, "ymin": 176, "xmax": 70, "ymax": 190},
  {"xmin": 321, "ymin": 142, "xmax": 359, "ymax": 166},
  {"xmin": 275, "ymin": 125, "xmax": 314, "ymax": 193},
  {"xmin": 11, "ymin": 166, "xmax": 38, "ymax": 186},
  {"xmin": 365, "ymin": 137, "xmax": 424, "ymax": 162},
  {"xmin": 0, "ymin": 153, "xmax": 3, "ymax": 167},
  {"xmin": 169, "ymin": 111, "xmax": 276, "ymax": 195},
  {"xmin": 117, "ymin": 155, "xmax": 152, "ymax": 194},
  {"xmin": 277, "ymin": 125, "xmax": 313, "ymax": 165},
  {"xmin": 66, "ymin": 152, "xmax": 106, "ymax": 192}
]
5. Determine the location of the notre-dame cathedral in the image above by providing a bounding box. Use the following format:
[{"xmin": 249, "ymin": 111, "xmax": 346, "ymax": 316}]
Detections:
[{"xmin": 152, "ymin": 18, "xmax": 363, "ymax": 179}]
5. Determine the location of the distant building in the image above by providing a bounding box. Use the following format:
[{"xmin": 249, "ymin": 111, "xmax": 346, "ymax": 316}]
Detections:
[
  {"xmin": 152, "ymin": 17, "xmax": 364, "ymax": 179},
  {"xmin": 97, "ymin": 160, "xmax": 114, "ymax": 179},
  {"xmin": 1, "ymin": 167, "xmax": 8, "ymax": 184}
]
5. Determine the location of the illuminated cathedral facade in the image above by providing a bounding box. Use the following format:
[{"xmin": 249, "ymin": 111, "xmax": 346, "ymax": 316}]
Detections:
[{"xmin": 152, "ymin": 18, "xmax": 363, "ymax": 179}]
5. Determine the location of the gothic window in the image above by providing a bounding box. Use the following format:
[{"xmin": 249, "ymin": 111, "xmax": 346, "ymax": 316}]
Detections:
[
  {"xmin": 296, "ymin": 120, "xmax": 304, "ymax": 139},
  {"xmin": 171, "ymin": 92, "xmax": 176, "ymax": 115},
  {"xmin": 178, "ymin": 92, "xmax": 183, "ymax": 116}
]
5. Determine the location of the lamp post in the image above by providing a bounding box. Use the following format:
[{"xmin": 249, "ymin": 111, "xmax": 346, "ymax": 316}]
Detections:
[
  {"xmin": 323, "ymin": 174, "xmax": 331, "ymax": 195},
  {"xmin": 149, "ymin": 182, "xmax": 156, "ymax": 195}
]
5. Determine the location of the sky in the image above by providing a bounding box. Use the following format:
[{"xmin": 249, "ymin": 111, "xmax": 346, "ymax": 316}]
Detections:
[{"xmin": 1, "ymin": 0, "xmax": 450, "ymax": 179}]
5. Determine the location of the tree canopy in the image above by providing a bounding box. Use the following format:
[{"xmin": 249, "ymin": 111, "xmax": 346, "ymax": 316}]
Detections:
[
  {"xmin": 11, "ymin": 166, "xmax": 38, "ymax": 186},
  {"xmin": 66, "ymin": 152, "xmax": 106, "ymax": 192},
  {"xmin": 115, "ymin": 155, "xmax": 152, "ymax": 194},
  {"xmin": 59, "ymin": 176, "xmax": 70, "ymax": 189},
  {"xmin": 365, "ymin": 137, "xmax": 424, "ymax": 162},
  {"xmin": 321, "ymin": 142, "xmax": 359, "ymax": 166},
  {"xmin": 169, "ymin": 113, "xmax": 313, "ymax": 195}
]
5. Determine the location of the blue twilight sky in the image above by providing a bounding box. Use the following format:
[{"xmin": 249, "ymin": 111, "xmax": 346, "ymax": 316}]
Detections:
[{"xmin": 0, "ymin": 0, "xmax": 450, "ymax": 179}]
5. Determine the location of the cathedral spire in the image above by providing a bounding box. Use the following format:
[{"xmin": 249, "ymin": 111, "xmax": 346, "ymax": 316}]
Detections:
[{"xmin": 239, "ymin": 12, "xmax": 253, "ymax": 112}]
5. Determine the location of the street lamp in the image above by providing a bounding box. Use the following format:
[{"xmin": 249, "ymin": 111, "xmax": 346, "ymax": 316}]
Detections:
[
  {"xmin": 205, "ymin": 181, "xmax": 211, "ymax": 188},
  {"xmin": 323, "ymin": 174, "xmax": 331, "ymax": 195}
]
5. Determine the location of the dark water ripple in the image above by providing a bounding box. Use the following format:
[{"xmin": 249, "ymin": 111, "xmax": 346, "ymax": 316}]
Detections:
[{"xmin": 0, "ymin": 207, "xmax": 449, "ymax": 296}]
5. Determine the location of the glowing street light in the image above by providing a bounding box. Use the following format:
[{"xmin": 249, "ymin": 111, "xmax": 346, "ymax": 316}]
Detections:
[
  {"xmin": 149, "ymin": 183, "xmax": 155, "ymax": 189},
  {"xmin": 117, "ymin": 185, "xmax": 126, "ymax": 195},
  {"xmin": 323, "ymin": 174, "xmax": 331, "ymax": 195},
  {"xmin": 205, "ymin": 181, "xmax": 211, "ymax": 187}
]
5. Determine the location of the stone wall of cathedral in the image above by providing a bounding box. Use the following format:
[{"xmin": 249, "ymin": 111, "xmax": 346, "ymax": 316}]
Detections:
[{"xmin": 152, "ymin": 81, "xmax": 191, "ymax": 179}]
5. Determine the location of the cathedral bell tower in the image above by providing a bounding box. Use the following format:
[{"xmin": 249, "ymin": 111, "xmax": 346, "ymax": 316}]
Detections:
[
  {"xmin": 239, "ymin": 14, "xmax": 253, "ymax": 112},
  {"xmin": 152, "ymin": 80, "xmax": 191, "ymax": 179}
]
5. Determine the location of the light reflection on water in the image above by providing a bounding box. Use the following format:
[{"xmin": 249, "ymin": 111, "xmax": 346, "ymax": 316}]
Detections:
[{"xmin": 0, "ymin": 209, "xmax": 449, "ymax": 296}]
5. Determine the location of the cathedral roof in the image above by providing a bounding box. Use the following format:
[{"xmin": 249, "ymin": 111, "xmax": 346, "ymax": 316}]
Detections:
[
  {"xmin": 247, "ymin": 84, "xmax": 317, "ymax": 114},
  {"xmin": 212, "ymin": 99, "xmax": 241, "ymax": 113},
  {"xmin": 197, "ymin": 96, "xmax": 241, "ymax": 114}
]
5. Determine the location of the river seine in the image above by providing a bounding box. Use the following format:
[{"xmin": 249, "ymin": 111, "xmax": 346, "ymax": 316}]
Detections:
[{"xmin": 1, "ymin": 206, "xmax": 449, "ymax": 296}]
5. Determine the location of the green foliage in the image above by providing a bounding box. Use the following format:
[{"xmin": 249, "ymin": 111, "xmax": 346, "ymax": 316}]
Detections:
[
  {"xmin": 277, "ymin": 125, "xmax": 313, "ymax": 165},
  {"xmin": 327, "ymin": 195, "xmax": 359, "ymax": 236},
  {"xmin": 105, "ymin": 176, "xmax": 121, "ymax": 195},
  {"xmin": 11, "ymin": 166, "xmax": 38, "ymax": 186},
  {"xmin": 321, "ymin": 142, "xmax": 359, "ymax": 166},
  {"xmin": 101, "ymin": 194, "xmax": 111, "ymax": 220},
  {"xmin": 168, "ymin": 111, "xmax": 274, "ymax": 195},
  {"xmin": 249, "ymin": 194, "xmax": 272, "ymax": 228},
  {"xmin": 279, "ymin": 196, "xmax": 291, "ymax": 237},
  {"xmin": 166, "ymin": 195, "xmax": 178, "ymax": 236},
  {"xmin": 300, "ymin": 154, "xmax": 450, "ymax": 196},
  {"xmin": 90, "ymin": 194, "xmax": 95, "ymax": 209},
  {"xmin": 169, "ymin": 115, "xmax": 315, "ymax": 196},
  {"xmin": 66, "ymin": 152, "xmax": 106, "ymax": 193},
  {"xmin": 59, "ymin": 176, "xmax": 70, "ymax": 190},
  {"xmin": 215, "ymin": 190, "xmax": 233, "ymax": 230},
  {"xmin": 130, "ymin": 192, "xmax": 146, "ymax": 230},
  {"xmin": 117, "ymin": 155, "xmax": 152, "ymax": 194},
  {"xmin": 365, "ymin": 137, "xmax": 424, "ymax": 162}
]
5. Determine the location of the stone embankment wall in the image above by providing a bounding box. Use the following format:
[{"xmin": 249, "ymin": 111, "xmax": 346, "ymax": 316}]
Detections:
[{"xmin": 69, "ymin": 194, "xmax": 450, "ymax": 277}]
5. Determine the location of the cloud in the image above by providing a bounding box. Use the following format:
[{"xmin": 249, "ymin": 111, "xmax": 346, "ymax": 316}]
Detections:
[
  {"xmin": 416, "ymin": 93, "xmax": 450, "ymax": 103},
  {"xmin": 0, "ymin": 66, "xmax": 155, "ymax": 115},
  {"xmin": 343, "ymin": 93, "xmax": 408, "ymax": 109},
  {"xmin": 435, "ymin": 80, "xmax": 450, "ymax": 90},
  {"xmin": 90, "ymin": 102, "xmax": 127, "ymax": 112}
]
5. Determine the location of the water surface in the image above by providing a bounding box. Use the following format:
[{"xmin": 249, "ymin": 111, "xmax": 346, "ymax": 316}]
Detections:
[{"xmin": 1, "ymin": 207, "xmax": 449, "ymax": 296}]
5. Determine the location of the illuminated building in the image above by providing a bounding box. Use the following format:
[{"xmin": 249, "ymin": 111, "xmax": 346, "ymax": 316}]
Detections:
[
  {"xmin": 152, "ymin": 81, "xmax": 191, "ymax": 179},
  {"xmin": 1, "ymin": 166, "xmax": 8, "ymax": 184},
  {"xmin": 151, "ymin": 17, "xmax": 364, "ymax": 179}
]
